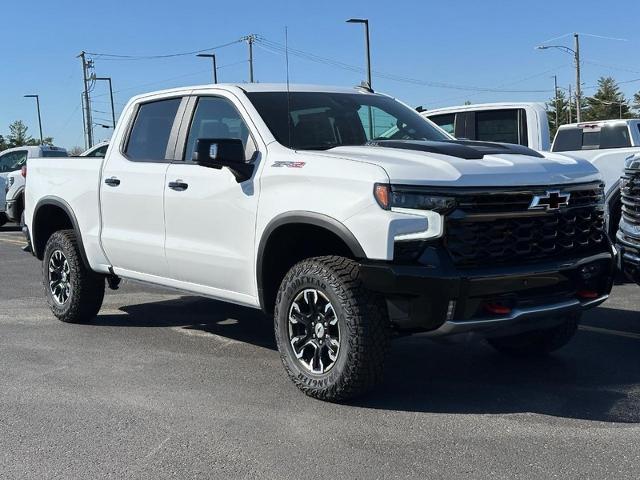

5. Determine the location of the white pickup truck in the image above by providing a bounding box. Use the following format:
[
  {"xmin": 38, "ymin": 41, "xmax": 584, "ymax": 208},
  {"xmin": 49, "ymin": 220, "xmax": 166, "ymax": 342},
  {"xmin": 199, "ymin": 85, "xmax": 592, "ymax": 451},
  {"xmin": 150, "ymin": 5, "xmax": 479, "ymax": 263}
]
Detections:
[
  {"xmin": 25, "ymin": 84, "xmax": 614, "ymax": 401},
  {"xmin": 551, "ymin": 119, "xmax": 640, "ymax": 237}
]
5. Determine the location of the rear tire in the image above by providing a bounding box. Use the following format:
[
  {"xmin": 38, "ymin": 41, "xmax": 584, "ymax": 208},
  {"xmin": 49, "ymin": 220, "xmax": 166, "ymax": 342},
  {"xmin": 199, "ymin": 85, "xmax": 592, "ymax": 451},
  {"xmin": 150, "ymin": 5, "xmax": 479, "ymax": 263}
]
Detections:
[
  {"xmin": 487, "ymin": 314, "xmax": 579, "ymax": 356},
  {"xmin": 0, "ymin": 213, "xmax": 7, "ymax": 227},
  {"xmin": 43, "ymin": 230, "xmax": 105, "ymax": 323},
  {"xmin": 274, "ymin": 256, "xmax": 390, "ymax": 401}
]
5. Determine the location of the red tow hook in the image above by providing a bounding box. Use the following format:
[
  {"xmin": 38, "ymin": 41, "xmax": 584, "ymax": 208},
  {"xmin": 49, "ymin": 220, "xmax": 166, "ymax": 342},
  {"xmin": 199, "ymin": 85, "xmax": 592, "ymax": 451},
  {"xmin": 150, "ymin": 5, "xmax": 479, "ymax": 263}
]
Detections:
[
  {"xmin": 484, "ymin": 303, "xmax": 512, "ymax": 315},
  {"xmin": 577, "ymin": 290, "xmax": 599, "ymax": 299}
]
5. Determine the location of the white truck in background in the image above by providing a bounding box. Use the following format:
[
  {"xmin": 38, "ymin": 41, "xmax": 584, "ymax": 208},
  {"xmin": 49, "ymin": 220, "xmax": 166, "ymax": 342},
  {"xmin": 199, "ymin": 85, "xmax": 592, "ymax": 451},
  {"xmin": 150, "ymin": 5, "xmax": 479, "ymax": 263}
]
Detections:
[
  {"xmin": 24, "ymin": 83, "xmax": 614, "ymax": 401},
  {"xmin": 1, "ymin": 145, "xmax": 68, "ymax": 225},
  {"xmin": 551, "ymin": 120, "xmax": 640, "ymax": 238},
  {"xmin": 421, "ymin": 103, "xmax": 551, "ymax": 151}
]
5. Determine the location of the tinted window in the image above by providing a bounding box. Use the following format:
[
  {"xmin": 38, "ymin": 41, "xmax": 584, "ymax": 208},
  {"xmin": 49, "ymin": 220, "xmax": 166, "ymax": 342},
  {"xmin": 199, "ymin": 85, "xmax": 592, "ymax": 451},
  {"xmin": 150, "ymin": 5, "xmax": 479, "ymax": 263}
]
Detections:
[
  {"xmin": 475, "ymin": 109, "xmax": 520, "ymax": 144},
  {"xmin": 86, "ymin": 145, "xmax": 108, "ymax": 157},
  {"xmin": 246, "ymin": 92, "xmax": 448, "ymax": 150},
  {"xmin": 125, "ymin": 98, "xmax": 181, "ymax": 161},
  {"xmin": 428, "ymin": 113, "xmax": 455, "ymax": 135},
  {"xmin": 184, "ymin": 97, "xmax": 255, "ymax": 162},
  {"xmin": 552, "ymin": 124, "xmax": 632, "ymax": 152},
  {"xmin": 0, "ymin": 151, "xmax": 28, "ymax": 172},
  {"xmin": 41, "ymin": 150, "xmax": 68, "ymax": 158}
]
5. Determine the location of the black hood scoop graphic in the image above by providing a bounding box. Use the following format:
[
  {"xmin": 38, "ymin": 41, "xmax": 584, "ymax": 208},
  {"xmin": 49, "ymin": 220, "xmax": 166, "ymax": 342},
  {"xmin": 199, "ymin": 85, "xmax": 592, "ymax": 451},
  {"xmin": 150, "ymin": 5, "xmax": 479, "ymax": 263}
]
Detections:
[{"xmin": 366, "ymin": 139, "xmax": 544, "ymax": 160}]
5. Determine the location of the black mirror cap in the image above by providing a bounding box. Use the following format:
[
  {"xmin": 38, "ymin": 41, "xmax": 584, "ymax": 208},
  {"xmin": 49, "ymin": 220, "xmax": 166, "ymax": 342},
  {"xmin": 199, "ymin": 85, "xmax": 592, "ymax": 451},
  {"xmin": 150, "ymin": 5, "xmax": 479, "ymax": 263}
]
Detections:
[{"xmin": 193, "ymin": 138, "xmax": 254, "ymax": 183}]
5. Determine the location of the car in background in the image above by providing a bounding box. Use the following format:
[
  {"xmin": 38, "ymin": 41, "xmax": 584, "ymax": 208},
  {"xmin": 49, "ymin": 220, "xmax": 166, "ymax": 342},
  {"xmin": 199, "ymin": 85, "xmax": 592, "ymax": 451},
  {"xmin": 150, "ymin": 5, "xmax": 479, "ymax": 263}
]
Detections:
[
  {"xmin": 80, "ymin": 141, "xmax": 109, "ymax": 158},
  {"xmin": 551, "ymin": 119, "xmax": 640, "ymax": 238},
  {"xmin": 421, "ymin": 102, "xmax": 551, "ymax": 151}
]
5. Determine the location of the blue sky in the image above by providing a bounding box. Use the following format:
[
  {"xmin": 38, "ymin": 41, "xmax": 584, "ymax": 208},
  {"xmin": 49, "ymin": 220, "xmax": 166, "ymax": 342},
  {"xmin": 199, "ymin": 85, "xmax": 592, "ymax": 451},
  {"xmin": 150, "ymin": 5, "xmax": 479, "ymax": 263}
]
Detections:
[{"xmin": 1, "ymin": 0, "xmax": 639, "ymax": 148}]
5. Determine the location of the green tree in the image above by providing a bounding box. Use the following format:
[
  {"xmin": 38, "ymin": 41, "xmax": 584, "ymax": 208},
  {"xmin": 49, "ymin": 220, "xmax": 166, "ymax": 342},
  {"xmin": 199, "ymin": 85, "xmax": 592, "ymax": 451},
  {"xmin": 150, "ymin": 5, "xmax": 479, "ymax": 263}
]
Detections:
[
  {"xmin": 0, "ymin": 134, "xmax": 7, "ymax": 151},
  {"xmin": 546, "ymin": 88, "xmax": 573, "ymax": 138},
  {"xmin": 584, "ymin": 77, "xmax": 632, "ymax": 121},
  {"xmin": 633, "ymin": 90, "xmax": 640, "ymax": 117},
  {"xmin": 6, "ymin": 120, "xmax": 54, "ymax": 147}
]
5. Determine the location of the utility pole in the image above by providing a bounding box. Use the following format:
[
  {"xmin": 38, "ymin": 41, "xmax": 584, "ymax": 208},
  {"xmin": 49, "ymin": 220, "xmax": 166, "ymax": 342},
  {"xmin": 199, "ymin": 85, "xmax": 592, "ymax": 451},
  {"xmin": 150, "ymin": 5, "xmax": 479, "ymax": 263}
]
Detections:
[
  {"xmin": 552, "ymin": 75, "xmax": 559, "ymax": 129},
  {"xmin": 81, "ymin": 93, "xmax": 87, "ymax": 149},
  {"xmin": 196, "ymin": 53, "xmax": 218, "ymax": 83},
  {"xmin": 574, "ymin": 33, "xmax": 582, "ymax": 122},
  {"xmin": 78, "ymin": 51, "xmax": 94, "ymax": 147},
  {"xmin": 243, "ymin": 34, "xmax": 257, "ymax": 82},
  {"xmin": 568, "ymin": 85, "xmax": 573, "ymax": 123},
  {"xmin": 95, "ymin": 77, "xmax": 116, "ymax": 128}
]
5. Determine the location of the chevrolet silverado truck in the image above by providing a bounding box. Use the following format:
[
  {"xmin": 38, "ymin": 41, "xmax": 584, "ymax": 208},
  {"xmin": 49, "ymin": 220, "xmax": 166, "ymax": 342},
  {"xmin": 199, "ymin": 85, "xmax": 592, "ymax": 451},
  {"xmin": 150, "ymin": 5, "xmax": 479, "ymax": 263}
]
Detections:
[
  {"xmin": 615, "ymin": 153, "xmax": 640, "ymax": 282},
  {"xmin": 552, "ymin": 119, "xmax": 640, "ymax": 239},
  {"xmin": 25, "ymin": 84, "xmax": 614, "ymax": 401}
]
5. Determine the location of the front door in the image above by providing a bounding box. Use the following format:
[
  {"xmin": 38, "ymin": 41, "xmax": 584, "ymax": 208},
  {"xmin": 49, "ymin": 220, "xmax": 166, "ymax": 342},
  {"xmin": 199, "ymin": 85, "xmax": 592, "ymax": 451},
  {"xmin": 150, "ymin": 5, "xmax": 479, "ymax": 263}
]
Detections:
[
  {"xmin": 100, "ymin": 96, "xmax": 185, "ymax": 277},
  {"xmin": 163, "ymin": 95, "xmax": 261, "ymax": 302}
]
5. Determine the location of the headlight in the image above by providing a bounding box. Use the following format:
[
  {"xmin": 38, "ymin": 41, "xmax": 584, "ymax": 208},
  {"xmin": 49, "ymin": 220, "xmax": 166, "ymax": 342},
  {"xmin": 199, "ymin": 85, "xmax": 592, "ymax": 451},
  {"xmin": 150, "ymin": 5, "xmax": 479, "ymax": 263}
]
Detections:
[{"xmin": 374, "ymin": 184, "xmax": 456, "ymax": 213}]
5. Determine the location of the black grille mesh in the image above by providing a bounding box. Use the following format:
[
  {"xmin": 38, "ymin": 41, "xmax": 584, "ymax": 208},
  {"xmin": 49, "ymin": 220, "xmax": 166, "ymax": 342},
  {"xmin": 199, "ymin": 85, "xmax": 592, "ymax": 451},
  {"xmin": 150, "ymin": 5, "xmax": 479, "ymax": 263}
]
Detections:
[
  {"xmin": 621, "ymin": 169, "xmax": 640, "ymax": 226},
  {"xmin": 445, "ymin": 184, "xmax": 605, "ymax": 267}
]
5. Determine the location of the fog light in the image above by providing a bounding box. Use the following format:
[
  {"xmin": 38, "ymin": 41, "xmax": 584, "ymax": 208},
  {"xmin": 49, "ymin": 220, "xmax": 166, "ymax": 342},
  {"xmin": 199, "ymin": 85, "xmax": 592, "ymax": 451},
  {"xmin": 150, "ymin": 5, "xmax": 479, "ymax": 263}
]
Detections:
[
  {"xmin": 484, "ymin": 303, "xmax": 512, "ymax": 315},
  {"xmin": 580, "ymin": 263, "xmax": 602, "ymax": 280},
  {"xmin": 577, "ymin": 290, "xmax": 599, "ymax": 299}
]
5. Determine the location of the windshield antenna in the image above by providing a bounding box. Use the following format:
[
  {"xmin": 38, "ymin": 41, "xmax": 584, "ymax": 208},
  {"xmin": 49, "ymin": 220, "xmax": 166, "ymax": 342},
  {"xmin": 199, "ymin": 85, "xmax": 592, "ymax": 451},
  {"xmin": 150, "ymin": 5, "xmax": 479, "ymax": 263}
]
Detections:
[{"xmin": 285, "ymin": 26, "xmax": 294, "ymax": 149}]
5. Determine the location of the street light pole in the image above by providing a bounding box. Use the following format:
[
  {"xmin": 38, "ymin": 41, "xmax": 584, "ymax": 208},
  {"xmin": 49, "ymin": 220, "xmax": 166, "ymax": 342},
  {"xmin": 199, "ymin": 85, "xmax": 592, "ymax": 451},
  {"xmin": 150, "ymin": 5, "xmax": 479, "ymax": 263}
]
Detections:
[
  {"xmin": 95, "ymin": 77, "xmax": 116, "ymax": 129},
  {"xmin": 196, "ymin": 53, "xmax": 218, "ymax": 83},
  {"xmin": 23, "ymin": 94, "xmax": 43, "ymax": 143},
  {"xmin": 552, "ymin": 75, "xmax": 559, "ymax": 128},
  {"xmin": 574, "ymin": 33, "xmax": 581, "ymax": 122},
  {"xmin": 346, "ymin": 18, "xmax": 372, "ymax": 89}
]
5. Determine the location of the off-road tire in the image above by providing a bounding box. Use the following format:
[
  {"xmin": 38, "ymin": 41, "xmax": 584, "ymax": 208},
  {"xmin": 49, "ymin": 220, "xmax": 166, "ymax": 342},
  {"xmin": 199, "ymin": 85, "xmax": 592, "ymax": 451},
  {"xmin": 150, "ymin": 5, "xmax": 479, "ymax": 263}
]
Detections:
[
  {"xmin": 274, "ymin": 256, "xmax": 390, "ymax": 401},
  {"xmin": 43, "ymin": 230, "xmax": 105, "ymax": 323},
  {"xmin": 487, "ymin": 314, "xmax": 580, "ymax": 356}
]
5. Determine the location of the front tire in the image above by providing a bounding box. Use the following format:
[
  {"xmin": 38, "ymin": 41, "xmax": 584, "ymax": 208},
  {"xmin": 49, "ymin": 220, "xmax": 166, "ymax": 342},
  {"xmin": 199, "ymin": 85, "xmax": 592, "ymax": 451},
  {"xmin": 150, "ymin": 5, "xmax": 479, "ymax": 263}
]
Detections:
[
  {"xmin": 274, "ymin": 256, "xmax": 390, "ymax": 401},
  {"xmin": 487, "ymin": 314, "xmax": 579, "ymax": 356},
  {"xmin": 43, "ymin": 230, "xmax": 105, "ymax": 323}
]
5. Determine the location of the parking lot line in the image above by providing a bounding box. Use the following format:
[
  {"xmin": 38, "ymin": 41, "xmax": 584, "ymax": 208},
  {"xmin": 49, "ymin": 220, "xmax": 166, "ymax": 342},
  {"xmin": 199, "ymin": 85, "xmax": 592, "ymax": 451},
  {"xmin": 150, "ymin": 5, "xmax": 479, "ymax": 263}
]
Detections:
[{"xmin": 579, "ymin": 324, "xmax": 640, "ymax": 340}]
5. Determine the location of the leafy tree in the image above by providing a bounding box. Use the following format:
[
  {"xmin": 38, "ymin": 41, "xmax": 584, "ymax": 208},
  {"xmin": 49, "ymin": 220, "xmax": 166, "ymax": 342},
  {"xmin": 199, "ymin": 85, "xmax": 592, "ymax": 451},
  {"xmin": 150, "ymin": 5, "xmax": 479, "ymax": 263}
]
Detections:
[
  {"xmin": 0, "ymin": 134, "xmax": 7, "ymax": 152},
  {"xmin": 68, "ymin": 146, "xmax": 85, "ymax": 156},
  {"xmin": 584, "ymin": 77, "xmax": 632, "ymax": 121}
]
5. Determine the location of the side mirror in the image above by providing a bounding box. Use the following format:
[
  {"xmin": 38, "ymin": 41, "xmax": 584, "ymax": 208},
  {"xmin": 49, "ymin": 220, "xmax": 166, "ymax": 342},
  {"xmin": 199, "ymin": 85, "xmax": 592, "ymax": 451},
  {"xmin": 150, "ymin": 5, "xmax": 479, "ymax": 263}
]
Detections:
[{"xmin": 192, "ymin": 138, "xmax": 254, "ymax": 183}]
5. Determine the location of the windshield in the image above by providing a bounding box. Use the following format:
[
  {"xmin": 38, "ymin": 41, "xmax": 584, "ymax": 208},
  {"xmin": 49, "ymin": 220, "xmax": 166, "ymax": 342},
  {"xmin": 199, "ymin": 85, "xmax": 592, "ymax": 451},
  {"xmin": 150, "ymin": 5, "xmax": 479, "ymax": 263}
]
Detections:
[{"xmin": 246, "ymin": 91, "xmax": 449, "ymax": 150}]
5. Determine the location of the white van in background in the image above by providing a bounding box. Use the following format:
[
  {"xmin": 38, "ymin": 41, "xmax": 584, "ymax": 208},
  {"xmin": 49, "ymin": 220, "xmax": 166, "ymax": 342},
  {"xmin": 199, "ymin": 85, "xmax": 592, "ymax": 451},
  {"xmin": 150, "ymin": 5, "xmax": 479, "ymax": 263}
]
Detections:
[{"xmin": 421, "ymin": 102, "xmax": 551, "ymax": 151}]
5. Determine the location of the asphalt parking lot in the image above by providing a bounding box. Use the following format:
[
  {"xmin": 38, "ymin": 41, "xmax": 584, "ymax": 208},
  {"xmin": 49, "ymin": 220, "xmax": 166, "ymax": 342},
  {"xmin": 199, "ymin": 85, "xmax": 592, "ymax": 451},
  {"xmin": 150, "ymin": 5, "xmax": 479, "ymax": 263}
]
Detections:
[{"xmin": 1, "ymin": 225, "xmax": 640, "ymax": 479}]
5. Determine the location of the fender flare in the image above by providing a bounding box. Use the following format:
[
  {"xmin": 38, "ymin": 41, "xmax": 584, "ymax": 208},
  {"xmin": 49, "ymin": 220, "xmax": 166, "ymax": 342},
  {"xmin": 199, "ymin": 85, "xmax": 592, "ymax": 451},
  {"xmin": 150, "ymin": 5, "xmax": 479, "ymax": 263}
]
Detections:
[
  {"xmin": 604, "ymin": 180, "xmax": 621, "ymax": 238},
  {"xmin": 32, "ymin": 196, "xmax": 91, "ymax": 269},
  {"xmin": 256, "ymin": 211, "xmax": 366, "ymax": 309}
]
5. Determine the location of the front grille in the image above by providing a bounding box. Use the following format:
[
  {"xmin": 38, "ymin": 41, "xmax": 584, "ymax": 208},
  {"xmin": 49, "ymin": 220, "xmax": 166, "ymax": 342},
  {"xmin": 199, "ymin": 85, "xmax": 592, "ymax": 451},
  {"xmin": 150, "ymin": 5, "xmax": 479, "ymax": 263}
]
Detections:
[
  {"xmin": 621, "ymin": 168, "xmax": 640, "ymax": 226},
  {"xmin": 445, "ymin": 183, "xmax": 606, "ymax": 267}
]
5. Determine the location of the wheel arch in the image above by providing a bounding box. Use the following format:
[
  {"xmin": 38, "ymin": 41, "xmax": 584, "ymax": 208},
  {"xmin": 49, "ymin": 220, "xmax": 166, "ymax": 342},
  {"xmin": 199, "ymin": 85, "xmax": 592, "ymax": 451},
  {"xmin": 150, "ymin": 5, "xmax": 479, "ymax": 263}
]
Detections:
[
  {"xmin": 257, "ymin": 211, "xmax": 366, "ymax": 313},
  {"xmin": 32, "ymin": 196, "xmax": 91, "ymax": 269}
]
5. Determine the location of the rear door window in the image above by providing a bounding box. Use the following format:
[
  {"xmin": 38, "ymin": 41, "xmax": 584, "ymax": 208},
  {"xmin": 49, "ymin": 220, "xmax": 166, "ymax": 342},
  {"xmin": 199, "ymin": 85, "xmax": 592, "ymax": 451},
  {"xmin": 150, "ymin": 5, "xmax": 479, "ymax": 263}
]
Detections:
[
  {"xmin": 475, "ymin": 109, "xmax": 521, "ymax": 144},
  {"xmin": 428, "ymin": 113, "xmax": 455, "ymax": 135},
  {"xmin": 0, "ymin": 151, "xmax": 28, "ymax": 172},
  {"xmin": 125, "ymin": 98, "xmax": 182, "ymax": 161}
]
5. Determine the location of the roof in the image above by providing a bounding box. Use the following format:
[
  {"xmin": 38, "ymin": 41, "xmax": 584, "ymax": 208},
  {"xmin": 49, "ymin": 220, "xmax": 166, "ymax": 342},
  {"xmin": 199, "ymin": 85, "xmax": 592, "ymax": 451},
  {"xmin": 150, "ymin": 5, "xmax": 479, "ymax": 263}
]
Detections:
[{"xmin": 423, "ymin": 102, "xmax": 547, "ymax": 116}]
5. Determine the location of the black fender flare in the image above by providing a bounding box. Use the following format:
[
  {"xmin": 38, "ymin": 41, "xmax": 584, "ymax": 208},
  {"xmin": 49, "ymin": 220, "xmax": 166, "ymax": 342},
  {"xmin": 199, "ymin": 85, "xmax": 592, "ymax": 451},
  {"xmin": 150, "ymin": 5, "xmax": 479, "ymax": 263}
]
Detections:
[
  {"xmin": 256, "ymin": 211, "xmax": 366, "ymax": 309},
  {"xmin": 32, "ymin": 196, "xmax": 91, "ymax": 270},
  {"xmin": 604, "ymin": 180, "xmax": 621, "ymax": 238}
]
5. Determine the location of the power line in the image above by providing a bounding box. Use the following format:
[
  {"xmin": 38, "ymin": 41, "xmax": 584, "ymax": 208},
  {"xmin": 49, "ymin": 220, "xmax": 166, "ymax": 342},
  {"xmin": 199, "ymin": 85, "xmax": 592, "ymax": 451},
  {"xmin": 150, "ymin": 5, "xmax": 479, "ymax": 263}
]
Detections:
[
  {"xmin": 256, "ymin": 37, "xmax": 552, "ymax": 93},
  {"xmin": 85, "ymin": 39, "xmax": 244, "ymax": 61}
]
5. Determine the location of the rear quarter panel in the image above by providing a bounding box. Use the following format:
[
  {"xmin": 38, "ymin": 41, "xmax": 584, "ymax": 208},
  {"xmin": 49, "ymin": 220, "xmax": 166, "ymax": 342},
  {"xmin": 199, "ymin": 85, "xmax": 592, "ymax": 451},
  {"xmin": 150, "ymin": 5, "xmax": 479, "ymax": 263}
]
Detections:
[{"xmin": 25, "ymin": 157, "xmax": 110, "ymax": 271}]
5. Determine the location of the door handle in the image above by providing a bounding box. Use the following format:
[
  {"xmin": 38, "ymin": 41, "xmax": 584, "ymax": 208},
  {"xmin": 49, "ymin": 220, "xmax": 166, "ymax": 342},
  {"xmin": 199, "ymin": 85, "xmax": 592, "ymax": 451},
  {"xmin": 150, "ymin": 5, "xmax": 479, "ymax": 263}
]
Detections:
[
  {"xmin": 104, "ymin": 176, "xmax": 120, "ymax": 187},
  {"xmin": 168, "ymin": 180, "xmax": 188, "ymax": 191}
]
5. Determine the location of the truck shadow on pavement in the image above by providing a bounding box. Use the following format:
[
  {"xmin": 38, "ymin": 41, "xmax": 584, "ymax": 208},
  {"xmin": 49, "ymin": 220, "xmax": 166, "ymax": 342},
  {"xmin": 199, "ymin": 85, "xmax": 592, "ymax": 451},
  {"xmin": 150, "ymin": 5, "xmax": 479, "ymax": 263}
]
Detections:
[{"xmin": 93, "ymin": 296, "xmax": 639, "ymax": 423}]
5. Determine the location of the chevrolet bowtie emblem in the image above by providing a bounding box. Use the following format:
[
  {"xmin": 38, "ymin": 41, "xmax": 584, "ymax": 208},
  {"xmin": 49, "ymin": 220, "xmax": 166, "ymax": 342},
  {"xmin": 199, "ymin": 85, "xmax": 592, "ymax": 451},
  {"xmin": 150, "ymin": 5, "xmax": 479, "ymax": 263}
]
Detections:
[{"xmin": 529, "ymin": 190, "xmax": 570, "ymax": 210}]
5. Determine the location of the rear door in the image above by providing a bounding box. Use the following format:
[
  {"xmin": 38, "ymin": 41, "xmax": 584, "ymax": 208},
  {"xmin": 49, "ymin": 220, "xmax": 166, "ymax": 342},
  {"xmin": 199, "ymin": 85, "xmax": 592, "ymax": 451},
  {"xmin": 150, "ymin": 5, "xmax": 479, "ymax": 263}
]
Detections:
[
  {"xmin": 100, "ymin": 96, "xmax": 187, "ymax": 277},
  {"xmin": 163, "ymin": 93, "xmax": 261, "ymax": 301}
]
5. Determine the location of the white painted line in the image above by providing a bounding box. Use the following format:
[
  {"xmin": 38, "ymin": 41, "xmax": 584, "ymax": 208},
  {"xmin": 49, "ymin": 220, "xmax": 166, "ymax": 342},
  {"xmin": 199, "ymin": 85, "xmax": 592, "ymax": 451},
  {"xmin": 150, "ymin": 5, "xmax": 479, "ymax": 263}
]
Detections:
[{"xmin": 579, "ymin": 325, "xmax": 640, "ymax": 340}]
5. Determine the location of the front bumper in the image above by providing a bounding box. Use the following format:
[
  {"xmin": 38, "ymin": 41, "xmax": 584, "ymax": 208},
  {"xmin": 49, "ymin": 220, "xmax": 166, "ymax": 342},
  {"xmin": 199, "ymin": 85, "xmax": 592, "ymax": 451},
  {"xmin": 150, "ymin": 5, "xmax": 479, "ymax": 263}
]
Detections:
[{"xmin": 360, "ymin": 245, "xmax": 614, "ymax": 337}]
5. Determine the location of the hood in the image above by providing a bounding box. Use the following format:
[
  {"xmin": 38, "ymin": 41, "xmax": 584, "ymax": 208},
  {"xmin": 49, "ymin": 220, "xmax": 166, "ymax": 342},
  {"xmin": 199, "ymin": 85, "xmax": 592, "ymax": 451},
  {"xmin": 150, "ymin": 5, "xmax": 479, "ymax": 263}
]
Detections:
[{"xmin": 317, "ymin": 141, "xmax": 601, "ymax": 187}]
